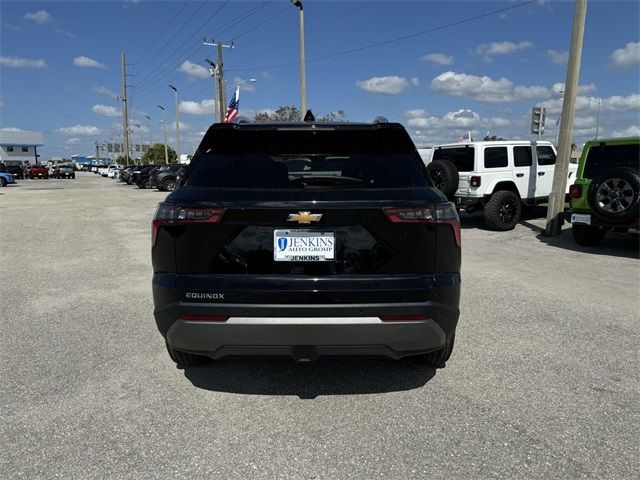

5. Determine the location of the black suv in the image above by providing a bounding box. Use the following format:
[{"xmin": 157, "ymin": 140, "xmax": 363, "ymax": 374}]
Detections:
[
  {"xmin": 150, "ymin": 163, "xmax": 183, "ymax": 191},
  {"xmin": 152, "ymin": 117, "xmax": 461, "ymax": 367}
]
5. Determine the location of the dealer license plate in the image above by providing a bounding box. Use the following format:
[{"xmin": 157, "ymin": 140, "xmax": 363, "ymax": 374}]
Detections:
[
  {"xmin": 274, "ymin": 230, "xmax": 335, "ymax": 262},
  {"xmin": 571, "ymin": 213, "xmax": 591, "ymax": 225}
]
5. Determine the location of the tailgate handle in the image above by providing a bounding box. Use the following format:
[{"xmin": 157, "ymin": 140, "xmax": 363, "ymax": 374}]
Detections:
[
  {"xmin": 538, "ymin": 172, "xmax": 545, "ymax": 176},
  {"xmin": 516, "ymin": 173, "xmax": 524, "ymax": 178}
]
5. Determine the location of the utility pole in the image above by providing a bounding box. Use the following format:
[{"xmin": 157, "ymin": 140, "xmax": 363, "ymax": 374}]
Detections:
[
  {"xmin": 291, "ymin": 0, "xmax": 307, "ymax": 118},
  {"xmin": 120, "ymin": 53, "xmax": 131, "ymax": 166},
  {"xmin": 545, "ymin": 0, "xmax": 588, "ymax": 236},
  {"xmin": 203, "ymin": 38, "xmax": 233, "ymax": 122}
]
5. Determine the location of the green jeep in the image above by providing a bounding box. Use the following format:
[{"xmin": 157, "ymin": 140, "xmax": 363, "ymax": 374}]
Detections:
[{"xmin": 569, "ymin": 137, "xmax": 640, "ymax": 246}]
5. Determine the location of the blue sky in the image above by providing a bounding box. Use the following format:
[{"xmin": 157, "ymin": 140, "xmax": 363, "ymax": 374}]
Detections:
[{"xmin": 1, "ymin": 0, "xmax": 639, "ymax": 160}]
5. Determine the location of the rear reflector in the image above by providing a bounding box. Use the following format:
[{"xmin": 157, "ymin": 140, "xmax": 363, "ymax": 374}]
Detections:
[
  {"xmin": 380, "ymin": 315, "xmax": 430, "ymax": 321},
  {"xmin": 180, "ymin": 315, "xmax": 229, "ymax": 322},
  {"xmin": 569, "ymin": 184, "xmax": 582, "ymax": 199}
]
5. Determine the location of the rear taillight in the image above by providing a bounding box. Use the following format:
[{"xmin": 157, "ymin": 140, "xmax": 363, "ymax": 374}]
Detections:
[
  {"xmin": 384, "ymin": 203, "xmax": 461, "ymax": 247},
  {"xmin": 152, "ymin": 203, "xmax": 225, "ymax": 246},
  {"xmin": 470, "ymin": 176, "xmax": 481, "ymax": 188},
  {"xmin": 569, "ymin": 184, "xmax": 582, "ymax": 199}
]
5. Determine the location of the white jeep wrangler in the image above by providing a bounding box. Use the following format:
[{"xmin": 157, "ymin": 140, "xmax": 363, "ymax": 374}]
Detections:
[{"xmin": 427, "ymin": 140, "xmax": 577, "ymax": 230}]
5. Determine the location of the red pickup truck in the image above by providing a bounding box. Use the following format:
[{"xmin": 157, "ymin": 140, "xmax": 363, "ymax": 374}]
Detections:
[{"xmin": 26, "ymin": 164, "xmax": 49, "ymax": 179}]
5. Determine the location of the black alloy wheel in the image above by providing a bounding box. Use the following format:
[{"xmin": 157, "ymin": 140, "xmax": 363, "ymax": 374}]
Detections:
[
  {"xmin": 483, "ymin": 190, "xmax": 522, "ymax": 231},
  {"xmin": 588, "ymin": 167, "xmax": 639, "ymax": 224},
  {"xmin": 162, "ymin": 177, "xmax": 177, "ymax": 191}
]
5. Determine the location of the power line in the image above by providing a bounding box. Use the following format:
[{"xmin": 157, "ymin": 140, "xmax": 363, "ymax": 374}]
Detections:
[
  {"xmin": 133, "ymin": 1, "xmax": 190, "ymax": 66},
  {"xmin": 134, "ymin": 1, "xmax": 209, "ymax": 87},
  {"xmin": 134, "ymin": 1, "xmax": 231, "ymax": 94},
  {"xmin": 230, "ymin": 0, "xmax": 537, "ymax": 72}
]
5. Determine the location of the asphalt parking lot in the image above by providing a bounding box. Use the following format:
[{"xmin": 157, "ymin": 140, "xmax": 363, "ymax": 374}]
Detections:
[{"xmin": 1, "ymin": 173, "xmax": 638, "ymax": 479}]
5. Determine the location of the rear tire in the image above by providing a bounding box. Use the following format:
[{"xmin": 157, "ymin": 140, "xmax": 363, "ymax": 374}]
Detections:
[
  {"xmin": 0, "ymin": 177, "xmax": 6, "ymax": 187},
  {"xmin": 410, "ymin": 333, "xmax": 455, "ymax": 368},
  {"xmin": 166, "ymin": 341, "xmax": 209, "ymax": 367},
  {"xmin": 484, "ymin": 190, "xmax": 522, "ymax": 230},
  {"xmin": 572, "ymin": 224, "xmax": 606, "ymax": 246}
]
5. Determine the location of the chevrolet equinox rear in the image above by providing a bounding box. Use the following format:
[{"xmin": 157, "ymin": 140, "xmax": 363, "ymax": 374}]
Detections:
[{"xmin": 152, "ymin": 118, "xmax": 461, "ymax": 367}]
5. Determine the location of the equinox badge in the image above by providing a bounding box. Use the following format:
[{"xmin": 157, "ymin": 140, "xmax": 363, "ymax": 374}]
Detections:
[{"xmin": 287, "ymin": 211, "xmax": 322, "ymax": 224}]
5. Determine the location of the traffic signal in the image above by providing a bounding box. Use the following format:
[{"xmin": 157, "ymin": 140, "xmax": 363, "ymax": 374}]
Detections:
[{"xmin": 531, "ymin": 107, "xmax": 546, "ymax": 135}]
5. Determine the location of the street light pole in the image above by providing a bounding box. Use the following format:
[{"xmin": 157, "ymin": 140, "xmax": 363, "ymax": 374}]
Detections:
[
  {"xmin": 291, "ymin": 0, "xmax": 307, "ymax": 118},
  {"xmin": 134, "ymin": 123, "xmax": 143, "ymax": 160},
  {"xmin": 205, "ymin": 59, "xmax": 219, "ymax": 123},
  {"xmin": 158, "ymin": 105, "xmax": 169, "ymax": 164},
  {"xmin": 169, "ymin": 84, "xmax": 181, "ymax": 161},
  {"xmin": 145, "ymin": 115, "xmax": 152, "ymax": 144}
]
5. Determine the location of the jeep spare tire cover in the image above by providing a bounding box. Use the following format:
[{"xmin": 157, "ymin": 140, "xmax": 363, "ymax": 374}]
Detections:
[
  {"xmin": 587, "ymin": 167, "xmax": 640, "ymax": 224},
  {"xmin": 426, "ymin": 159, "xmax": 459, "ymax": 199}
]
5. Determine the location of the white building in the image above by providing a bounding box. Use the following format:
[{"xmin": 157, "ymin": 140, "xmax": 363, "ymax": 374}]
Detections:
[{"xmin": 0, "ymin": 130, "xmax": 44, "ymax": 165}]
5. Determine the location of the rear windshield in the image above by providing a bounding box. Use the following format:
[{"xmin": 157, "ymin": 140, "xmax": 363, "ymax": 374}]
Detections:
[
  {"xmin": 432, "ymin": 147, "xmax": 474, "ymax": 172},
  {"xmin": 185, "ymin": 128, "xmax": 427, "ymax": 189},
  {"xmin": 584, "ymin": 143, "xmax": 640, "ymax": 178}
]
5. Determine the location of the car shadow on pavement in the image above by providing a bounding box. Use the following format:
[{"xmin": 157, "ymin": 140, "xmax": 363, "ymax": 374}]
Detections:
[
  {"xmin": 183, "ymin": 358, "xmax": 436, "ymax": 399},
  {"xmin": 525, "ymin": 222, "xmax": 640, "ymax": 259}
]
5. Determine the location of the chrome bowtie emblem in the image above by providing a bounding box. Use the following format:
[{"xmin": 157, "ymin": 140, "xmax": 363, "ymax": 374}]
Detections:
[{"xmin": 287, "ymin": 211, "xmax": 322, "ymax": 224}]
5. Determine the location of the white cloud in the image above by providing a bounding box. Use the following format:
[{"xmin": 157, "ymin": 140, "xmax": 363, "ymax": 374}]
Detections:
[
  {"xmin": 356, "ymin": 76, "xmax": 410, "ymax": 95},
  {"xmin": 410, "ymin": 77, "xmax": 419, "ymax": 87},
  {"xmin": 609, "ymin": 42, "xmax": 640, "ymax": 69},
  {"xmin": 405, "ymin": 109, "xmax": 427, "ymax": 118},
  {"xmin": 422, "ymin": 53, "xmax": 453, "ymax": 66},
  {"xmin": 405, "ymin": 109, "xmax": 512, "ymax": 144},
  {"xmin": 0, "ymin": 55, "xmax": 47, "ymax": 68},
  {"xmin": 540, "ymin": 93, "xmax": 640, "ymax": 114},
  {"xmin": 74, "ymin": 56, "xmax": 106, "ymax": 69},
  {"xmin": 430, "ymin": 71, "xmax": 551, "ymax": 103},
  {"xmin": 547, "ymin": 49, "xmax": 569, "ymax": 65},
  {"xmin": 179, "ymin": 99, "xmax": 217, "ymax": 115},
  {"xmin": 92, "ymin": 104, "xmax": 120, "ymax": 117},
  {"xmin": 66, "ymin": 138, "xmax": 82, "ymax": 145},
  {"xmin": 24, "ymin": 10, "xmax": 52, "ymax": 24},
  {"xmin": 94, "ymin": 86, "xmax": 119, "ymax": 99},
  {"xmin": 610, "ymin": 125, "xmax": 640, "ymax": 137},
  {"xmin": 4, "ymin": 23, "xmax": 23, "ymax": 31},
  {"xmin": 0, "ymin": 127, "xmax": 26, "ymax": 132},
  {"xmin": 55, "ymin": 28, "xmax": 75, "ymax": 38},
  {"xmin": 55, "ymin": 124, "xmax": 103, "ymax": 136},
  {"xmin": 233, "ymin": 77, "xmax": 257, "ymax": 92},
  {"xmin": 551, "ymin": 83, "xmax": 597, "ymax": 95},
  {"xmin": 475, "ymin": 41, "xmax": 533, "ymax": 62},
  {"xmin": 178, "ymin": 60, "xmax": 209, "ymax": 80}
]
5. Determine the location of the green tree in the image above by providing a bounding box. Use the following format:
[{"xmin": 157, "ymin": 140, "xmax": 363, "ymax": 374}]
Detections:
[
  {"xmin": 141, "ymin": 143, "xmax": 177, "ymax": 165},
  {"xmin": 255, "ymin": 106, "xmax": 348, "ymax": 122},
  {"xmin": 255, "ymin": 106, "xmax": 301, "ymax": 122}
]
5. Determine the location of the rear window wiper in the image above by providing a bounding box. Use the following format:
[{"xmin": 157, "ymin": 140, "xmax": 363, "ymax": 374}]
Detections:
[{"xmin": 295, "ymin": 175, "xmax": 363, "ymax": 186}]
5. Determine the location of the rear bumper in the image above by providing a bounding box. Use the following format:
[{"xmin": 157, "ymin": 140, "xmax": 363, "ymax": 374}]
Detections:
[{"xmin": 153, "ymin": 274, "xmax": 460, "ymax": 359}]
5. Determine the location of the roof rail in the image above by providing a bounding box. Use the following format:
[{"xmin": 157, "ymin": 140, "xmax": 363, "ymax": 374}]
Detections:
[{"xmin": 372, "ymin": 116, "xmax": 388, "ymax": 124}]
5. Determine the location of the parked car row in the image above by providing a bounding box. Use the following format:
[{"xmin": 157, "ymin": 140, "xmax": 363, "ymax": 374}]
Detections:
[
  {"xmin": 0, "ymin": 163, "xmax": 76, "ymax": 185},
  {"xmin": 96, "ymin": 163, "xmax": 186, "ymax": 192}
]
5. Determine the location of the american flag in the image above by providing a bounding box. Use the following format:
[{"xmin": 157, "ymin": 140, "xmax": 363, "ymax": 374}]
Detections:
[
  {"xmin": 223, "ymin": 86, "xmax": 240, "ymax": 123},
  {"xmin": 459, "ymin": 131, "xmax": 473, "ymax": 143}
]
